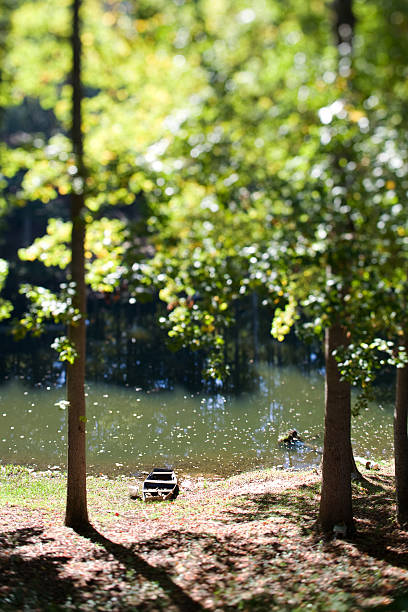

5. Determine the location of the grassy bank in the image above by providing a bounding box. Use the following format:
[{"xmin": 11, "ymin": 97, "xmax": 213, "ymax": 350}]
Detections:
[{"xmin": 1, "ymin": 463, "xmax": 408, "ymax": 611}]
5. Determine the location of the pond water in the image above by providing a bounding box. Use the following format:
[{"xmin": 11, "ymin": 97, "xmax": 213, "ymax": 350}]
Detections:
[{"xmin": 0, "ymin": 363, "xmax": 394, "ymax": 476}]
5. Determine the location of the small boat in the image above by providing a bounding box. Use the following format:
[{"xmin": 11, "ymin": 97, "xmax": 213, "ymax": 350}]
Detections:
[{"xmin": 142, "ymin": 468, "xmax": 178, "ymax": 501}]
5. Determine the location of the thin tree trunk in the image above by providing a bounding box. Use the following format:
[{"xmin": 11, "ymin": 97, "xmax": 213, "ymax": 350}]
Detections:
[
  {"xmin": 317, "ymin": 0, "xmax": 357, "ymax": 537},
  {"xmin": 252, "ymin": 292, "xmax": 259, "ymax": 363},
  {"xmin": 319, "ymin": 324, "xmax": 354, "ymax": 535},
  {"xmin": 233, "ymin": 303, "xmax": 240, "ymax": 390},
  {"xmin": 394, "ymin": 342, "xmax": 408, "ymax": 527},
  {"xmin": 116, "ymin": 304, "xmax": 121, "ymax": 383},
  {"xmin": 0, "ymin": 1, "xmax": 14, "ymax": 128},
  {"xmin": 65, "ymin": 0, "xmax": 89, "ymax": 530},
  {"xmin": 332, "ymin": 0, "xmax": 355, "ymax": 45}
]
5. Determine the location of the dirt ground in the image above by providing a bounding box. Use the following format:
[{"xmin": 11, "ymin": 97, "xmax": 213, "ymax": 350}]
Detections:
[{"xmin": 1, "ymin": 465, "xmax": 408, "ymax": 611}]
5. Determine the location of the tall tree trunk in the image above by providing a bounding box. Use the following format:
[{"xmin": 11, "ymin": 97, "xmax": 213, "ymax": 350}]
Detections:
[
  {"xmin": 65, "ymin": 0, "xmax": 89, "ymax": 530},
  {"xmin": 336, "ymin": 0, "xmax": 362, "ymax": 486},
  {"xmin": 332, "ymin": 0, "xmax": 355, "ymax": 45},
  {"xmin": 394, "ymin": 342, "xmax": 408, "ymax": 527},
  {"xmin": 317, "ymin": 0, "xmax": 357, "ymax": 537},
  {"xmin": 252, "ymin": 291, "xmax": 259, "ymax": 363},
  {"xmin": 319, "ymin": 324, "xmax": 354, "ymax": 535},
  {"xmin": 233, "ymin": 303, "xmax": 240, "ymax": 390},
  {"xmin": 0, "ymin": 1, "xmax": 13, "ymax": 111}
]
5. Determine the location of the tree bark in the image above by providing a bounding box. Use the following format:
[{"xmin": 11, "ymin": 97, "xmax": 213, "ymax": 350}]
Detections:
[
  {"xmin": 394, "ymin": 343, "xmax": 408, "ymax": 527},
  {"xmin": 252, "ymin": 292, "xmax": 259, "ymax": 363},
  {"xmin": 350, "ymin": 447, "xmax": 363, "ymax": 480},
  {"xmin": 65, "ymin": 0, "xmax": 89, "ymax": 530},
  {"xmin": 317, "ymin": 0, "xmax": 357, "ymax": 537},
  {"xmin": 319, "ymin": 324, "xmax": 355, "ymax": 535},
  {"xmin": 332, "ymin": 0, "xmax": 356, "ymax": 45}
]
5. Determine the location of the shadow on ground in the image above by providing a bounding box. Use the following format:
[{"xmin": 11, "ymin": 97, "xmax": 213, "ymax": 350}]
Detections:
[
  {"xmin": 1, "ymin": 473, "xmax": 407, "ymax": 611},
  {"xmin": 0, "ymin": 524, "xmax": 204, "ymax": 611},
  {"xmin": 220, "ymin": 481, "xmax": 320, "ymax": 536},
  {"xmin": 78, "ymin": 524, "xmax": 204, "ymax": 611},
  {"xmin": 218, "ymin": 473, "xmax": 408, "ymax": 569},
  {"xmin": 0, "ymin": 527, "xmax": 75, "ymax": 610}
]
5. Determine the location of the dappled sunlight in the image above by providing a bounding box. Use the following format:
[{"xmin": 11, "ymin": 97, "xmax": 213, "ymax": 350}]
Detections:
[{"xmin": 2, "ymin": 466, "xmax": 407, "ymax": 611}]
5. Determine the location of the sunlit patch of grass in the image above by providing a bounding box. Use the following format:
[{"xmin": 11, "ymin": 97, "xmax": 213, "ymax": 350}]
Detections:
[
  {"xmin": 0, "ymin": 464, "xmax": 66, "ymax": 510},
  {"xmin": 0, "ymin": 465, "xmax": 141, "ymax": 517},
  {"xmin": 0, "ymin": 461, "xmax": 395, "ymax": 530},
  {"xmin": 0, "ymin": 466, "xmax": 199, "ymax": 524},
  {"xmin": 228, "ymin": 466, "xmax": 288, "ymax": 484},
  {"xmin": 0, "ymin": 465, "xmax": 184, "ymax": 524},
  {"xmin": 85, "ymin": 476, "xmax": 146, "ymax": 523}
]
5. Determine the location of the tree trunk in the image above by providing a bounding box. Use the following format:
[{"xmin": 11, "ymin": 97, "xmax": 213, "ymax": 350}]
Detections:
[
  {"xmin": 65, "ymin": 0, "xmax": 89, "ymax": 530},
  {"xmin": 394, "ymin": 343, "xmax": 408, "ymax": 527},
  {"xmin": 317, "ymin": 0, "xmax": 357, "ymax": 537},
  {"xmin": 332, "ymin": 0, "xmax": 355, "ymax": 45},
  {"xmin": 350, "ymin": 447, "xmax": 363, "ymax": 480},
  {"xmin": 319, "ymin": 324, "xmax": 354, "ymax": 535},
  {"xmin": 233, "ymin": 303, "xmax": 240, "ymax": 390},
  {"xmin": 252, "ymin": 291, "xmax": 259, "ymax": 363}
]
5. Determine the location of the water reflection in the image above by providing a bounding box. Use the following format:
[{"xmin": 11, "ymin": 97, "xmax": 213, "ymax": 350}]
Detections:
[
  {"xmin": 0, "ymin": 302, "xmax": 325, "ymax": 394},
  {"xmin": 0, "ymin": 363, "xmax": 394, "ymax": 476}
]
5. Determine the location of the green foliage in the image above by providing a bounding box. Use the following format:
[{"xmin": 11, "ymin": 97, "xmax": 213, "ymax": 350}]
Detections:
[
  {"xmin": 19, "ymin": 218, "xmax": 71, "ymax": 268},
  {"xmin": 271, "ymin": 295, "xmax": 298, "ymax": 342},
  {"xmin": 140, "ymin": 247, "xmax": 242, "ymax": 379},
  {"xmin": 0, "ymin": 258, "xmax": 12, "ymax": 320},
  {"xmin": 334, "ymin": 339, "xmax": 408, "ymax": 413},
  {"xmin": 2, "ymin": 0, "xmax": 408, "ymax": 389},
  {"xmin": 0, "ymin": 299, "xmax": 12, "ymax": 321},
  {"xmin": 51, "ymin": 335, "xmax": 78, "ymax": 364},
  {"xmin": 19, "ymin": 217, "xmax": 127, "ymax": 292},
  {"xmin": 122, "ymin": 0, "xmax": 408, "ymax": 388},
  {"xmin": 4, "ymin": 0, "xmax": 206, "ymax": 206},
  {"xmin": 13, "ymin": 283, "xmax": 84, "ymax": 362},
  {"xmin": 16, "ymin": 282, "xmax": 81, "ymax": 334}
]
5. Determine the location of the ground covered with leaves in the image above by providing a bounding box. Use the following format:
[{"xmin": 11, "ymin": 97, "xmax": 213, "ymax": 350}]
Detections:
[{"xmin": 1, "ymin": 464, "xmax": 408, "ymax": 611}]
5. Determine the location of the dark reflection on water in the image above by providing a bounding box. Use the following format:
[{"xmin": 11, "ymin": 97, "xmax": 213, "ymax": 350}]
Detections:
[
  {"xmin": 0, "ymin": 297, "xmax": 325, "ymax": 394},
  {"xmin": 0, "ymin": 363, "xmax": 393, "ymax": 476}
]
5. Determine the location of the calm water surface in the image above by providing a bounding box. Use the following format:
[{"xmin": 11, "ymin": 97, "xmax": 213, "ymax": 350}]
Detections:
[{"xmin": 0, "ymin": 363, "xmax": 394, "ymax": 476}]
